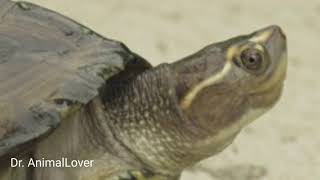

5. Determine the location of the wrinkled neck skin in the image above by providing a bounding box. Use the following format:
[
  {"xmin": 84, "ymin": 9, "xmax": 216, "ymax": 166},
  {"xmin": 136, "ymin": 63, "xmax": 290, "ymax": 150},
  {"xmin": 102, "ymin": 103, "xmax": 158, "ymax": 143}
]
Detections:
[
  {"xmin": 34, "ymin": 63, "xmax": 250, "ymax": 179},
  {"xmin": 101, "ymin": 64, "xmax": 198, "ymax": 176},
  {"xmin": 101, "ymin": 63, "xmax": 248, "ymax": 176}
]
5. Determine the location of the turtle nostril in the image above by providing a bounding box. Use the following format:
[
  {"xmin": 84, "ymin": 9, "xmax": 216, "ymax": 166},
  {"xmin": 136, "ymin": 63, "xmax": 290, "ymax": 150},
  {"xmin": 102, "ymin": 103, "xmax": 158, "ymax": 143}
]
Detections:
[
  {"xmin": 269, "ymin": 25, "xmax": 286, "ymax": 40},
  {"xmin": 279, "ymin": 29, "xmax": 286, "ymax": 40}
]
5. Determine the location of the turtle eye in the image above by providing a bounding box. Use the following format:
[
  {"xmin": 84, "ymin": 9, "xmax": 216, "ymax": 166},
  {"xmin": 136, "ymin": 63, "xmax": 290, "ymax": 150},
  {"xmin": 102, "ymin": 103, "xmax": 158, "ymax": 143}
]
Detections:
[{"xmin": 240, "ymin": 48, "xmax": 263, "ymax": 71}]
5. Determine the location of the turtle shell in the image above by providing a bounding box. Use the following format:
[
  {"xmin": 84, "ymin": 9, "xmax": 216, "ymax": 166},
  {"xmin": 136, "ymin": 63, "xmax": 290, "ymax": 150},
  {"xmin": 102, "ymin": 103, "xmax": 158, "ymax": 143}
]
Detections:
[{"xmin": 0, "ymin": 0, "xmax": 151, "ymax": 159}]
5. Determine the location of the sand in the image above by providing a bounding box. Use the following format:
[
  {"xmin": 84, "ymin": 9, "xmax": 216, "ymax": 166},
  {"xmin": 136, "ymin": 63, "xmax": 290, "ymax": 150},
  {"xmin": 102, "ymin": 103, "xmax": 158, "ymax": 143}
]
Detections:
[{"xmin": 23, "ymin": 0, "xmax": 320, "ymax": 179}]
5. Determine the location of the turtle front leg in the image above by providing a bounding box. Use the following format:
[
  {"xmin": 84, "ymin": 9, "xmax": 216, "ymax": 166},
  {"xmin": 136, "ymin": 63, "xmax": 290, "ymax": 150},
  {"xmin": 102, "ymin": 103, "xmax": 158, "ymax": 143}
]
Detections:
[
  {"xmin": 117, "ymin": 170, "xmax": 179, "ymax": 180},
  {"xmin": 117, "ymin": 170, "xmax": 144, "ymax": 180}
]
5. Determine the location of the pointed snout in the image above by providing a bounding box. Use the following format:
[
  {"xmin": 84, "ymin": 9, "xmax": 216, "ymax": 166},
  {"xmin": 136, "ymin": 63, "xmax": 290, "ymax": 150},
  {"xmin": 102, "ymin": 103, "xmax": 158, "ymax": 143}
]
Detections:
[
  {"xmin": 264, "ymin": 25, "xmax": 286, "ymax": 40},
  {"xmin": 250, "ymin": 25, "xmax": 288, "ymax": 93},
  {"xmin": 250, "ymin": 25, "xmax": 286, "ymax": 48},
  {"xmin": 257, "ymin": 25, "xmax": 287, "ymax": 67},
  {"xmin": 250, "ymin": 25, "xmax": 287, "ymax": 67}
]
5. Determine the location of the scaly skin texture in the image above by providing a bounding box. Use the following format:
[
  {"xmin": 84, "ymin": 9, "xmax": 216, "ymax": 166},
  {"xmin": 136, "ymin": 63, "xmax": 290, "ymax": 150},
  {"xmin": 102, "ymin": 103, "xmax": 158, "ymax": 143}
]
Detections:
[
  {"xmin": 102, "ymin": 63, "xmax": 249, "ymax": 178},
  {"xmin": 101, "ymin": 26, "xmax": 287, "ymax": 179},
  {"xmin": 103, "ymin": 64, "xmax": 203, "ymax": 176},
  {"xmin": 33, "ymin": 64, "xmax": 243, "ymax": 180},
  {"xmin": 32, "ymin": 65, "xmax": 193, "ymax": 180},
  {"xmin": 12, "ymin": 25, "xmax": 286, "ymax": 180}
]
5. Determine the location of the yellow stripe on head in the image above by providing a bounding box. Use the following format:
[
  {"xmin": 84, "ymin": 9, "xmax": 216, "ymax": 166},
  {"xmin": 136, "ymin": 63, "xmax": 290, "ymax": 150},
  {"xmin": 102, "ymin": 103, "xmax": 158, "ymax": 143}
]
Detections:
[
  {"xmin": 180, "ymin": 61, "xmax": 232, "ymax": 109},
  {"xmin": 180, "ymin": 44, "xmax": 243, "ymax": 110},
  {"xmin": 249, "ymin": 30, "xmax": 273, "ymax": 43}
]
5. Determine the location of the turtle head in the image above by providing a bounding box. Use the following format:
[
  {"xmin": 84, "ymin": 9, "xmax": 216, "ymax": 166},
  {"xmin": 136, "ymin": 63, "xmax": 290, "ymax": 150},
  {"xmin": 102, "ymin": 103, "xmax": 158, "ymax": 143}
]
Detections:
[{"xmin": 171, "ymin": 25, "xmax": 287, "ymax": 142}]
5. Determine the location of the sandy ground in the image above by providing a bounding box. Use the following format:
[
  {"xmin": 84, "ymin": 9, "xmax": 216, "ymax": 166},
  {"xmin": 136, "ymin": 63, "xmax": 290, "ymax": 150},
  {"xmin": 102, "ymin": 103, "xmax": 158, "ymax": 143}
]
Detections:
[{"xmin": 23, "ymin": 0, "xmax": 320, "ymax": 179}]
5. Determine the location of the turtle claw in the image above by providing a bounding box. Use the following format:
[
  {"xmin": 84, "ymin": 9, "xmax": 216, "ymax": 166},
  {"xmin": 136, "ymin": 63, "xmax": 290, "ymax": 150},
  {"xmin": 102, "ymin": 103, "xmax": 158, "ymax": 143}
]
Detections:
[
  {"xmin": 117, "ymin": 170, "xmax": 170, "ymax": 180},
  {"xmin": 117, "ymin": 170, "xmax": 145, "ymax": 180}
]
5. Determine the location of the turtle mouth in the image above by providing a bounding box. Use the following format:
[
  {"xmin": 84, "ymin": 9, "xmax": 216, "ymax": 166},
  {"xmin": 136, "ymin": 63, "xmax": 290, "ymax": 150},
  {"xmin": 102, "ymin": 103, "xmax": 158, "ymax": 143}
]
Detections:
[
  {"xmin": 248, "ymin": 82, "xmax": 284, "ymax": 109},
  {"xmin": 254, "ymin": 81, "xmax": 284, "ymax": 96}
]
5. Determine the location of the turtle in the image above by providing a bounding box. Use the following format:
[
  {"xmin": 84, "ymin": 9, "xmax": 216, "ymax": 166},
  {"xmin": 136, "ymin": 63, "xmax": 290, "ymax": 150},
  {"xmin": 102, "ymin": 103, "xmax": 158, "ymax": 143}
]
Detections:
[{"xmin": 0, "ymin": 0, "xmax": 287, "ymax": 180}]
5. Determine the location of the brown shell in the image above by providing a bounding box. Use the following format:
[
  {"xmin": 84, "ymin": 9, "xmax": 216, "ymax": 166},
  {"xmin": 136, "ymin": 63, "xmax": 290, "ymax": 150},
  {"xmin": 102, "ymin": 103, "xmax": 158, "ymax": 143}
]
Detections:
[{"xmin": 0, "ymin": 0, "xmax": 151, "ymax": 158}]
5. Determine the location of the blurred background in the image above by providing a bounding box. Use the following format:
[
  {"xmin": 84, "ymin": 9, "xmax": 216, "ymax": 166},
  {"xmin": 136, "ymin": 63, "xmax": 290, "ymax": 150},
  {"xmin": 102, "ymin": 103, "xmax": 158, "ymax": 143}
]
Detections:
[{"xmin": 25, "ymin": 0, "xmax": 320, "ymax": 179}]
